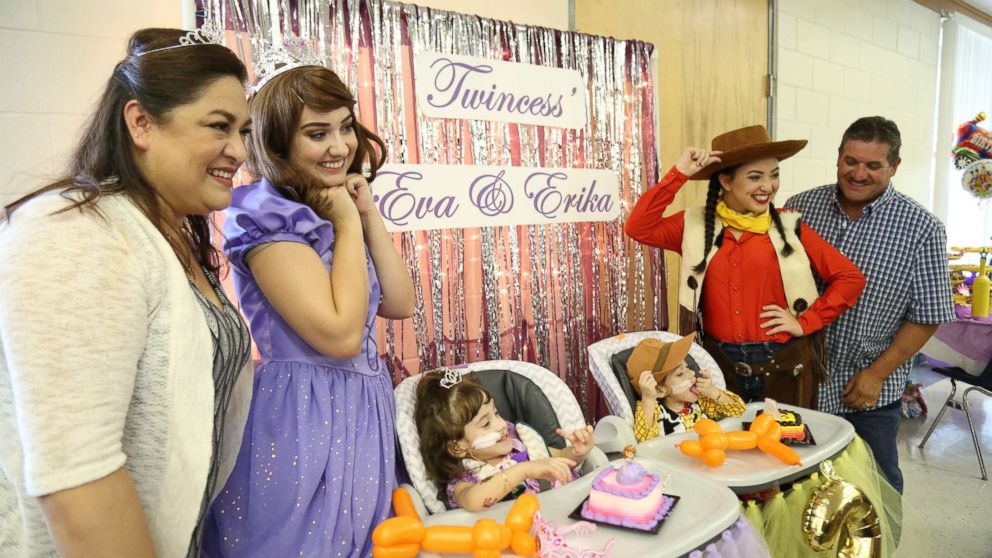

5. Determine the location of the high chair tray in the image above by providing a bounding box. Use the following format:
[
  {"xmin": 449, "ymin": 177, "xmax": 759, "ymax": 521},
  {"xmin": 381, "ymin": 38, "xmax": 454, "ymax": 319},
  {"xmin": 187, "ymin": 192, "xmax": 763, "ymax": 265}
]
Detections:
[
  {"xmin": 637, "ymin": 402, "xmax": 855, "ymax": 493},
  {"xmin": 421, "ymin": 458, "xmax": 739, "ymax": 557}
]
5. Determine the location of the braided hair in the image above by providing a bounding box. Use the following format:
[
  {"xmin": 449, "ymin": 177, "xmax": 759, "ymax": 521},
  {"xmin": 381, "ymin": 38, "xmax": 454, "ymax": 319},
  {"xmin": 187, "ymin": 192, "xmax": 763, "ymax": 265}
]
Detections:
[
  {"xmin": 769, "ymin": 203, "xmax": 795, "ymax": 257},
  {"xmin": 692, "ymin": 170, "xmax": 731, "ymax": 273},
  {"xmin": 693, "ymin": 164, "xmax": 794, "ymax": 273}
]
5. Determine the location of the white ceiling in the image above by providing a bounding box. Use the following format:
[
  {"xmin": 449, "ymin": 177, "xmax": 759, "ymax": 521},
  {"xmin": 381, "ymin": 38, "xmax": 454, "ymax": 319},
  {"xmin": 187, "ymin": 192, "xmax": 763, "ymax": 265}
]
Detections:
[{"xmin": 964, "ymin": 0, "xmax": 992, "ymax": 16}]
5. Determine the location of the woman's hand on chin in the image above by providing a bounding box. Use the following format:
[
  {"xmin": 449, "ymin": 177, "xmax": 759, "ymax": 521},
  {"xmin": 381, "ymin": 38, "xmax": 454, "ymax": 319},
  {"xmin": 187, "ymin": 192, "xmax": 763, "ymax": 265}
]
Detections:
[
  {"xmin": 343, "ymin": 173, "xmax": 376, "ymax": 217},
  {"xmin": 317, "ymin": 184, "xmax": 361, "ymax": 225}
]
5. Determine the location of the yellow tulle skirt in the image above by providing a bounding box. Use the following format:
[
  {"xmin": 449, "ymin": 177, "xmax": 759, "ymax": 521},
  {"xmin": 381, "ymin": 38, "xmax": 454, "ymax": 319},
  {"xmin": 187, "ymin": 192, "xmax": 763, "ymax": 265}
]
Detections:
[{"xmin": 741, "ymin": 436, "xmax": 922, "ymax": 558}]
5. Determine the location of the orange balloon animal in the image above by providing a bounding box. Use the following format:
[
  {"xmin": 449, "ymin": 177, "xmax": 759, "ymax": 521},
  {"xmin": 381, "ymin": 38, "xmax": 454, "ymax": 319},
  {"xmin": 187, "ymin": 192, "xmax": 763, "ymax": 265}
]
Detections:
[
  {"xmin": 372, "ymin": 488, "xmax": 539, "ymax": 558},
  {"xmin": 678, "ymin": 416, "xmax": 801, "ymax": 467}
]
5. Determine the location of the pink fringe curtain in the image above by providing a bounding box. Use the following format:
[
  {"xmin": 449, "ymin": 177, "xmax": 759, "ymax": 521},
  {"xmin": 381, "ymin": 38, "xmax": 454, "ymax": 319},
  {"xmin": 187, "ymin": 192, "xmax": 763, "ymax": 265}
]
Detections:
[{"xmin": 206, "ymin": 0, "xmax": 665, "ymax": 419}]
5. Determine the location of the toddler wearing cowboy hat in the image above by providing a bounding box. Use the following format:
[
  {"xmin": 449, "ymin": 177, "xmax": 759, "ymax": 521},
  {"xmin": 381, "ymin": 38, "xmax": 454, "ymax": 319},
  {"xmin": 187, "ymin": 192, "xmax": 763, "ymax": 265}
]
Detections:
[{"xmin": 629, "ymin": 333, "xmax": 745, "ymax": 442}]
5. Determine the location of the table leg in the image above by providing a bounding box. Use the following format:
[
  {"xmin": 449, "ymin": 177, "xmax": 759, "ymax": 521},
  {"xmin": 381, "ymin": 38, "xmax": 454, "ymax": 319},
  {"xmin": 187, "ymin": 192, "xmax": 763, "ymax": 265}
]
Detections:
[
  {"xmin": 962, "ymin": 386, "xmax": 991, "ymax": 481},
  {"xmin": 919, "ymin": 378, "xmax": 960, "ymax": 448}
]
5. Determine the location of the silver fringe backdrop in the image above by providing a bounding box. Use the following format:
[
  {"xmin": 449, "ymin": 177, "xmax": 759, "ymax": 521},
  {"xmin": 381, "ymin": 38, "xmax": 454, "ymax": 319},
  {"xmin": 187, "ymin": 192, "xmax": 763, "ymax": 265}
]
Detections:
[{"xmin": 202, "ymin": 0, "xmax": 665, "ymax": 419}]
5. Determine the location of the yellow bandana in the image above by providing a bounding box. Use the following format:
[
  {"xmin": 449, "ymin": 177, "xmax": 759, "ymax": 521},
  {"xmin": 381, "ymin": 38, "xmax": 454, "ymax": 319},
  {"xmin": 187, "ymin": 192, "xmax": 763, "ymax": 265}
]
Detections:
[{"xmin": 715, "ymin": 200, "xmax": 771, "ymax": 233}]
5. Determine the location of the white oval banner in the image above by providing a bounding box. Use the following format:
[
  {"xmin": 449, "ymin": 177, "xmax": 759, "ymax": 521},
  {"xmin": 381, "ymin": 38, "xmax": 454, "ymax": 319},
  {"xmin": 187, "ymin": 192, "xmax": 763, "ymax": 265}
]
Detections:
[
  {"xmin": 369, "ymin": 164, "xmax": 620, "ymax": 232},
  {"xmin": 413, "ymin": 51, "xmax": 587, "ymax": 129}
]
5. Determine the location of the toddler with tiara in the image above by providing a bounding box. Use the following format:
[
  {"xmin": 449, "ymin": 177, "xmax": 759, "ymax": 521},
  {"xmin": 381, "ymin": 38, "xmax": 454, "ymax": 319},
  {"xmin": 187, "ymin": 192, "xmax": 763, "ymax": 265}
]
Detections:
[
  {"xmin": 415, "ymin": 369, "xmax": 596, "ymax": 512},
  {"xmin": 629, "ymin": 333, "xmax": 745, "ymax": 441}
]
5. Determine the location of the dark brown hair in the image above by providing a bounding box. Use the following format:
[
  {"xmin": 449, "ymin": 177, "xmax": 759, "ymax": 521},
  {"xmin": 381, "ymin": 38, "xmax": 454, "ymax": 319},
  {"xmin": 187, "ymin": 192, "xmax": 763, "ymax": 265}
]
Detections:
[
  {"xmin": 246, "ymin": 65, "xmax": 387, "ymax": 214},
  {"xmin": 415, "ymin": 370, "xmax": 491, "ymax": 485},
  {"xmin": 839, "ymin": 116, "xmax": 901, "ymax": 164},
  {"xmin": 3, "ymin": 28, "xmax": 248, "ymax": 275}
]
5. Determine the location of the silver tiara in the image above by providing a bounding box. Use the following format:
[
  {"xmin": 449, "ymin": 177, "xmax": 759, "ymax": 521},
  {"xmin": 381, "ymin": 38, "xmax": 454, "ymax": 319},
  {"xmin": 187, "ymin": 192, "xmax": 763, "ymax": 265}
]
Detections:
[
  {"xmin": 138, "ymin": 21, "xmax": 226, "ymax": 56},
  {"xmin": 249, "ymin": 36, "xmax": 326, "ymax": 96},
  {"xmin": 438, "ymin": 368, "xmax": 463, "ymax": 389}
]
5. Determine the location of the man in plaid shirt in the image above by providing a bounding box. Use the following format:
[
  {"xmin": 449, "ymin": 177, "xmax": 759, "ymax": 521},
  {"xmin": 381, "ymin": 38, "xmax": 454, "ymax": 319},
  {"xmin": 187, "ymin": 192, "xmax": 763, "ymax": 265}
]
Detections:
[{"xmin": 785, "ymin": 116, "xmax": 955, "ymax": 493}]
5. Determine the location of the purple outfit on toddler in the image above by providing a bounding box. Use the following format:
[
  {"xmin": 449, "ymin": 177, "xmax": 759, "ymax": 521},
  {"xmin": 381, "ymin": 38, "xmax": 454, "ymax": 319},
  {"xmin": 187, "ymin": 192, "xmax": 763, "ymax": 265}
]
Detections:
[
  {"xmin": 201, "ymin": 179, "xmax": 396, "ymax": 558},
  {"xmin": 445, "ymin": 422, "xmax": 544, "ymax": 510}
]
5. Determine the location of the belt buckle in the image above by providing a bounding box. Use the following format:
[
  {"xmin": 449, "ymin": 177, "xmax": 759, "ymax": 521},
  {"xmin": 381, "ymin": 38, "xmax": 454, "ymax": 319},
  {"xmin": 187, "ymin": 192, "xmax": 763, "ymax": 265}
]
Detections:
[{"xmin": 733, "ymin": 362, "xmax": 753, "ymax": 377}]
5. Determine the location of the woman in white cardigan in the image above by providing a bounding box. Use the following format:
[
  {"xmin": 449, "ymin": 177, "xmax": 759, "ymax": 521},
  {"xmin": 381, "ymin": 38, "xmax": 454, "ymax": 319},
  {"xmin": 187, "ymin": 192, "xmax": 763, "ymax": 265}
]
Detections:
[{"xmin": 0, "ymin": 29, "xmax": 253, "ymax": 558}]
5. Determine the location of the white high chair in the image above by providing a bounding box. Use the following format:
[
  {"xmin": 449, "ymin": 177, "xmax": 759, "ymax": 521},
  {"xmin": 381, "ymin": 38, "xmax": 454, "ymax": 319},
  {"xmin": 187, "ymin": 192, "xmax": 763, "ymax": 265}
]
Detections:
[
  {"xmin": 586, "ymin": 331, "xmax": 726, "ymax": 453},
  {"xmin": 394, "ymin": 360, "xmax": 610, "ymax": 516}
]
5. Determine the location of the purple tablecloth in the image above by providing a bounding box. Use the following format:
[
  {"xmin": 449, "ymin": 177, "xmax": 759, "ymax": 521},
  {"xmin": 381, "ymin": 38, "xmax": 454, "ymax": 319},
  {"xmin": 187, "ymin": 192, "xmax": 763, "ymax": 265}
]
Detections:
[{"xmin": 923, "ymin": 305, "xmax": 992, "ymax": 376}]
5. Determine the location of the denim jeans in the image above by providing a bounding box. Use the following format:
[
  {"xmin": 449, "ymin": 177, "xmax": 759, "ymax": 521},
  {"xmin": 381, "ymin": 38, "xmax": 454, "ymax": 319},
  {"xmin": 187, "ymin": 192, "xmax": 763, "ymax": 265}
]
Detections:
[
  {"xmin": 714, "ymin": 340, "xmax": 789, "ymax": 403},
  {"xmin": 841, "ymin": 399, "xmax": 904, "ymax": 493}
]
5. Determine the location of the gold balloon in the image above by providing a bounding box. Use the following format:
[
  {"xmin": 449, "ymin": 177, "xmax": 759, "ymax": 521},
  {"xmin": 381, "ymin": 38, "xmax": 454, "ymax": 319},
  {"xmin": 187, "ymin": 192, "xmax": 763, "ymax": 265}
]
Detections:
[{"xmin": 802, "ymin": 461, "xmax": 882, "ymax": 558}]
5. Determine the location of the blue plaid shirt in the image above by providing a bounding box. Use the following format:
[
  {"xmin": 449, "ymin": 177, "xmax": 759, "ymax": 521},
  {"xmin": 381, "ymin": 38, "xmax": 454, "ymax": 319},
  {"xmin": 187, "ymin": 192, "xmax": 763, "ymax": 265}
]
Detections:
[{"xmin": 785, "ymin": 184, "xmax": 955, "ymax": 413}]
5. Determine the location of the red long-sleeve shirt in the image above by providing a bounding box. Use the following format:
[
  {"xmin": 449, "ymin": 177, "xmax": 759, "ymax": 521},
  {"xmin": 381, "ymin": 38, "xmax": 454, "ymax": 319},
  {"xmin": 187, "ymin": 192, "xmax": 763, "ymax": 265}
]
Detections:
[{"xmin": 625, "ymin": 166, "xmax": 866, "ymax": 344}]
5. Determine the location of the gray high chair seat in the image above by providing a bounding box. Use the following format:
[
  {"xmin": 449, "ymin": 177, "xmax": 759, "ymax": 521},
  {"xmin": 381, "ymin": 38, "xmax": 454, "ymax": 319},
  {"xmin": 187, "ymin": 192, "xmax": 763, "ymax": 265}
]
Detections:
[{"xmin": 586, "ymin": 331, "xmax": 726, "ymax": 453}]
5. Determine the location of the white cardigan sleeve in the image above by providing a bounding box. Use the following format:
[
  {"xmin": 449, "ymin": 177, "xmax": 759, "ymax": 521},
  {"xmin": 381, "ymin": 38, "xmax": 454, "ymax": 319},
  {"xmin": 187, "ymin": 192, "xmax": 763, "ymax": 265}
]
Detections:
[{"xmin": 0, "ymin": 199, "xmax": 151, "ymax": 497}]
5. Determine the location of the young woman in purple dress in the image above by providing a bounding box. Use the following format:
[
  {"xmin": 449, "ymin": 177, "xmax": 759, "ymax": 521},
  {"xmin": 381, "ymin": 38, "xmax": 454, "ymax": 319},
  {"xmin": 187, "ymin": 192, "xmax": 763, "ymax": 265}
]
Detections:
[{"xmin": 202, "ymin": 65, "xmax": 414, "ymax": 557}]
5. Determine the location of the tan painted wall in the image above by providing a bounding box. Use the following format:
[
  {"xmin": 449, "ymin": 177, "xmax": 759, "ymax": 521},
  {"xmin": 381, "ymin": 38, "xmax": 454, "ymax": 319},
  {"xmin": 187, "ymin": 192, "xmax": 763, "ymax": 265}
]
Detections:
[{"xmin": 574, "ymin": 0, "xmax": 770, "ymax": 331}]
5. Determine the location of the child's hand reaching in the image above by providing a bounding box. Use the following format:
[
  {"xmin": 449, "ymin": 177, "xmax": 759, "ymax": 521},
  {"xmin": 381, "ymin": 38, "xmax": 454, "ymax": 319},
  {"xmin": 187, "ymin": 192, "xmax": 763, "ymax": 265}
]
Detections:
[
  {"xmin": 694, "ymin": 369, "xmax": 722, "ymax": 400},
  {"xmin": 454, "ymin": 456, "xmax": 576, "ymax": 512},
  {"xmin": 524, "ymin": 457, "xmax": 577, "ymax": 484},
  {"xmin": 556, "ymin": 425, "xmax": 595, "ymax": 464}
]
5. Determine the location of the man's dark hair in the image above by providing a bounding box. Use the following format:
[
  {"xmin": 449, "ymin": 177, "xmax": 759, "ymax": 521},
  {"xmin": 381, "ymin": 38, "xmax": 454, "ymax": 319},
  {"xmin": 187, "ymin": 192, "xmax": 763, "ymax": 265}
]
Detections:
[{"xmin": 838, "ymin": 116, "xmax": 901, "ymax": 164}]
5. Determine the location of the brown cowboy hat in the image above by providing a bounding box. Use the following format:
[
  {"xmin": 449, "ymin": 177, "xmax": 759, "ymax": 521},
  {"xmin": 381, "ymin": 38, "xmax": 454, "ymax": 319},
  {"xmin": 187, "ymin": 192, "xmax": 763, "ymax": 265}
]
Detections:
[
  {"xmin": 626, "ymin": 332, "xmax": 697, "ymax": 396},
  {"xmin": 689, "ymin": 125, "xmax": 807, "ymax": 180}
]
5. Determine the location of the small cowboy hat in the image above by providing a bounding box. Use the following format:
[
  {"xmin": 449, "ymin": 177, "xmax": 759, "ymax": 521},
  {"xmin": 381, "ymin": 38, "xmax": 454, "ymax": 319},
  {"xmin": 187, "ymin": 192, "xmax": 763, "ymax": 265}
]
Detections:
[
  {"xmin": 626, "ymin": 332, "xmax": 697, "ymax": 396},
  {"xmin": 690, "ymin": 125, "xmax": 807, "ymax": 180}
]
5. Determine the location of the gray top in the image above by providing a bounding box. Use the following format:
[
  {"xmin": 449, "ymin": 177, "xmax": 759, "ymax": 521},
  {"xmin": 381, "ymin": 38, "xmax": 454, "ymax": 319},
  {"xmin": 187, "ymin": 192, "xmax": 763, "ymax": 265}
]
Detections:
[{"xmin": 186, "ymin": 269, "xmax": 251, "ymax": 557}]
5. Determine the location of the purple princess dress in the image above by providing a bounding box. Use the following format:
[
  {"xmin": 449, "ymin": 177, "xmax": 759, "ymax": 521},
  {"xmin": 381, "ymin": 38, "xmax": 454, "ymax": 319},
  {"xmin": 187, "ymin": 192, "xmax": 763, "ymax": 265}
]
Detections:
[{"xmin": 201, "ymin": 179, "xmax": 396, "ymax": 558}]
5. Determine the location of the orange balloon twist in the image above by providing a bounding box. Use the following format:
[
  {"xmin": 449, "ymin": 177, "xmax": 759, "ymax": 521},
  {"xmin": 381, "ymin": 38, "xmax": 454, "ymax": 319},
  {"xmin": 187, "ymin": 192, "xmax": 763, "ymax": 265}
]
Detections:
[
  {"xmin": 676, "ymin": 415, "xmax": 802, "ymax": 467},
  {"xmin": 726, "ymin": 430, "xmax": 758, "ymax": 450},
  {"xmin": 372, "ymin": 489, "xmax": 539, "ymax": 558},
  {"xmin": 392, "ymin": 487, "xmax": 420, "ymax": 518}
]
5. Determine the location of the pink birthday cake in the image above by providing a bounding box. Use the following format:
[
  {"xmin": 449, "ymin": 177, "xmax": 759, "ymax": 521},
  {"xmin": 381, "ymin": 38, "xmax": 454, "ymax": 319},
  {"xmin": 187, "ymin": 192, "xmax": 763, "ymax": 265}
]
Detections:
[{"xmin": 580, "ymin": 462, "xmax": 675, "ymax": 530}]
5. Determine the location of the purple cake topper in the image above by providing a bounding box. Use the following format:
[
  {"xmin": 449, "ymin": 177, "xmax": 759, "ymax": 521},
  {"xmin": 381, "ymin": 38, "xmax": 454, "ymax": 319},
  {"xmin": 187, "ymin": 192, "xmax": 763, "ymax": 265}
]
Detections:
[
  {"xmin": 617, "ymin": 462, "xmax": 647, "ymax": 485},
  {"xmin": 590, "ymin": 464, "xmax": 658, "ymax": 498}
]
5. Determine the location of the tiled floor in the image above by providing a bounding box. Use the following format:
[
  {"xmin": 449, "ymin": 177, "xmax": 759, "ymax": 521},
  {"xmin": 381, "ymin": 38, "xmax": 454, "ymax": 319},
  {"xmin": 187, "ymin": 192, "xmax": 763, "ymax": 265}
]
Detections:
[{"xmin": 893, "ymin": 364, "xmax": 992, "ymax": 557}]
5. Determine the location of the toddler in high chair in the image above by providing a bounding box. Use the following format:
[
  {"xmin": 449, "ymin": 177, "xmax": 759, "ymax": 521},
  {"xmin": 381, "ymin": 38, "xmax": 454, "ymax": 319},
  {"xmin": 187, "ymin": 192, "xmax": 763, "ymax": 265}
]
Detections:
[
  {"xmin": 629, "ymin": 333, "xmax": 745, "ymax": 442},
  {"xmin": 414, "ymin": 369, "xmax": 596, "ymax": 512}
]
